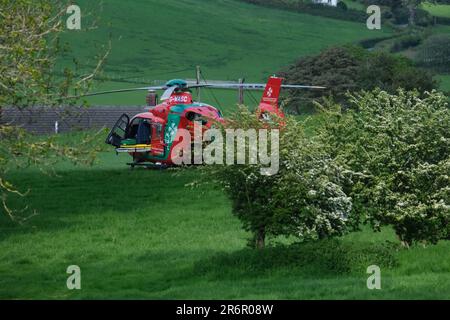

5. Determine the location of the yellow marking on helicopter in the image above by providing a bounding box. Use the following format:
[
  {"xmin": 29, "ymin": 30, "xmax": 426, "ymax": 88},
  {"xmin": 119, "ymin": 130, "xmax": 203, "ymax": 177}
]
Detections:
[{"xmin": 116, "ymin": 144, "xmax": 152, "ymax": 153}]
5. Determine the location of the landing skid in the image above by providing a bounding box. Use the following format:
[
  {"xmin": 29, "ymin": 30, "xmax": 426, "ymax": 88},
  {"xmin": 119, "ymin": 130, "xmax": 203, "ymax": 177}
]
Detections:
[{"xmin": 127, "ymin": 162, "xmax": 169, "ymax": 170}]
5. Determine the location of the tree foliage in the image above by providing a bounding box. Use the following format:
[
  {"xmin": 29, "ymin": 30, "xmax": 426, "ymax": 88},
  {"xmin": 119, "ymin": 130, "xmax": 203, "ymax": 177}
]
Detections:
[
  {"xmin": 0, "ymin": 0, "xmax": 108, "ymax": 222},
  {"xmin": 203, "ymin": 107, "xmax": 353, "ymax": 248},
  {"xmin": 206, "ymin": 90, "xmax": 449, "ymax": 249},
  {"xmin": 318, "ymin": 90, "xmax": 450, "ymax": 245},
  {"xmin": 279, "ymin": 46, "xmax": 437, "ymax": 113}
]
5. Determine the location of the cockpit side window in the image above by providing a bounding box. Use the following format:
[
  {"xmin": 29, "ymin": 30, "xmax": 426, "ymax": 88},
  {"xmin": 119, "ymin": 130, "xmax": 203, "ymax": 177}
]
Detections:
[
  {"xmin": 154, "ymin": 123, "xmax": 163, "ymax": 139},
  {"xmin": 136, "ymin": 119, "xmax": 151, "ymax": 144},
  {"xmin": 126, "ymin": 118, "xmax": 152, "ymax": 144}
]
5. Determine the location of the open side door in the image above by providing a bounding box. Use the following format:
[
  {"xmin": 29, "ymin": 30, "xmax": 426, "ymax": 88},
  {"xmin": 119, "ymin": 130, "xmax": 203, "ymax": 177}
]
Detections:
[{"xmin": 105, "ymin": 113, "xmax": 130, "ymax": 147}]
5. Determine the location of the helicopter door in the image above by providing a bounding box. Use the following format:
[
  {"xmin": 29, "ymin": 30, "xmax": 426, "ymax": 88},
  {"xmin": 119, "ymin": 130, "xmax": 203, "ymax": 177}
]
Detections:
[
  {"xmin": 105, "ymin": 114, "xmax": 130, "ymax": 147},
  {"xmin": 150, "ymin": 123, "xmax": 165, "ymax": 157}
]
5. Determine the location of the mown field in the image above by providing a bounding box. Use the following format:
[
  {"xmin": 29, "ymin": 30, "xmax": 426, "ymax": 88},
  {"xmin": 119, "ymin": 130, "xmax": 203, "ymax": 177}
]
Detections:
[
  {"xmin": 61, "ymin": 0, "xmax": 391, "ymax": 108},
  {"xmin": 0, "ymin": 130, "xmax": 449, "ymax": 299}
]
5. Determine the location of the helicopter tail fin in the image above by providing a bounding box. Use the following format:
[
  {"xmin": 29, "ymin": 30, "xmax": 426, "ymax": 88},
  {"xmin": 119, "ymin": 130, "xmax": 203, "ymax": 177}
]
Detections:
[
  {"xmin": 257, "ymin": 76, "xmax": 284, "ymax": 117},
  {"xmin": 260, "ymin": 77, "xmax": 282, "ymax": 108}
]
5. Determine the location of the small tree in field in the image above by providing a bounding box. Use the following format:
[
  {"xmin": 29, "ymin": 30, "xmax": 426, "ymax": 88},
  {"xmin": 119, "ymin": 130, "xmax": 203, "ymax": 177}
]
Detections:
[
  {"xmin": 205, "ymin": 107, "xmax": 353, "ymax": 248},
  {"xmin": 318, "ymin": 90, "xmax": 449, "ymax": 246}
]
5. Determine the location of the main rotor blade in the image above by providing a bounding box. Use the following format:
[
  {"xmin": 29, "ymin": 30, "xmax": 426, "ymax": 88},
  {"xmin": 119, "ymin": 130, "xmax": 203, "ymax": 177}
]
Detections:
[
  {"xmin": 204, "ymin": 83, "xmax": 326, "ymax": 90},
  {"xmin": 71, "ymin": 84, "xmax": 211, "ymax": 99},
  {"xmin": 67, "ymin": 86, "xmax": 167, "ymax": 98},
  {"xmin": 160, "ymin": 86, "xmax": 177, "ymax": 101},
  {"xmin": 160, "ymin": 85, "xmax": 210, "ymax": 100},
  {"xmin": 281, "ymin": 84, "xmax": 327, "ymax": 89},
  {"xmin": 66, "ymin": 81, "xmax": 324, "ymax": 100}
]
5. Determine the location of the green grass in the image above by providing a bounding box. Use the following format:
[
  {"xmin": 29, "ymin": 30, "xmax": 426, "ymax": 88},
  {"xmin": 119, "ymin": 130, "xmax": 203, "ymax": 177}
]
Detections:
[
  {"xmin": 1, "ymin": 135, "xmax": 449, "ymax": 299},
  {"xmin": 422, "ymin": 2, "xmax": 450, "ymax": 18},
  {"xmin": 1, "ymin": 1, "xmax": 448, "ymax": 299},
  {"xmin": 61, "ymin": 0, "xmax": 391, "ymax": 107},
  {"xmin": 437, "ymin": 74, "xmax": 450, "ymax": 93},
  {"xmin": 342, "ymin": 0, "xmax": 366, "ymax": 11}
]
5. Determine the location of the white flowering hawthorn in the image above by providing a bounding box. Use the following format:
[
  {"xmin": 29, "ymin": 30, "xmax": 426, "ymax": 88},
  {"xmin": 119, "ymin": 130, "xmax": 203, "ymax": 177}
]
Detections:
[
  {"xmin": 319, "ymin": 89, "xmax": 449, "ymax": 245},
  {"xmin": 208, "ymin": 109, "xmax": 354, "ymax": 248}
]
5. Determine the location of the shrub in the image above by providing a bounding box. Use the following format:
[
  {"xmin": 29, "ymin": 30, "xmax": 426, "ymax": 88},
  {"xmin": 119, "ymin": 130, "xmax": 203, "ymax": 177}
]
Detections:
[
  {"xmin": 318, "ymin": 90, "xmax": 450, "ymax": 246},
  {"xmin": 357, "ymin": 51, "xmax": 436, "ymax": 93},
  {"xmin": 279, "ymin": 46, "xmax": 361, "ymax": 113},
  {"xmin": 415, "ymin": 8, "xmax": 433, "ymax": 26},
  {"xmin": 204, "ymin": 107, "xmax": 353, "ymax": 248},
  {"xmin": 337, "ymin": 1, "xmax": 348, "ymax": 10},
  {"xmin": 415, "ymin": 34, "xmax": 450, "ymax": 72},
  {"xmin": 390, "ymin": 34, "xmax": 423, "ymax": 52}
]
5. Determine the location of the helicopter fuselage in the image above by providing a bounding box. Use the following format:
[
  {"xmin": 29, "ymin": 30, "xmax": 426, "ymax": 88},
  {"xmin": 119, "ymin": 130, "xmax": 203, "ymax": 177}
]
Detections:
[
  {"xmin": 106, "ymin": 90, "xmax": 223, "ymax": 167},
  {"xmin": 104, "ymin": 76, "xmax": 318, "ymax": 168}
]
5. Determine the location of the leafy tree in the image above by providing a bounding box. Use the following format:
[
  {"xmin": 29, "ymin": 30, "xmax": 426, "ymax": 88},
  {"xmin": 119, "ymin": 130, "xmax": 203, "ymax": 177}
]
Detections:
[
  {"xmin": 357, "ymin": 51, "xmax": 436, "ymax": 93},
  {"xmin": 318, "ymin": 90, "xmax": 450, "ymax": 246},
  {"xmin": 401, "ymin": 0, "xmax": 423, "ymax": 26},
  {"xmin": 0, "ymin": 0, "xmax": 108, "ymax": 222},
  {"xmin": 204, "ymin": 107, "xmax": 353, "ymax": 248},
  {"xmin": 280, "ymin": 46, "xmax": 437, "ymax": 113},
  {"xmin": 279, "ymin": 47, "xmax": 360, "ymax": 113}
]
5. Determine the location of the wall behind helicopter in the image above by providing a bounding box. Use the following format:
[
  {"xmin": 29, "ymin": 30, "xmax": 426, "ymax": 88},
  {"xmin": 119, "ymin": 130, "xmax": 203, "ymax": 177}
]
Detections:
[{"xmin": 0, "ymin": 106, "xmax": 144, "ymax": 135}]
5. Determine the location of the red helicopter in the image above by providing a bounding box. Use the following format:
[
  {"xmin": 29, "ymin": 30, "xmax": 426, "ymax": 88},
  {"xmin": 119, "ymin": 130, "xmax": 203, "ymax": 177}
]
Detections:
[{"xmin": 84, "ymin": 76, "xmax": 324, "ymax": 168}]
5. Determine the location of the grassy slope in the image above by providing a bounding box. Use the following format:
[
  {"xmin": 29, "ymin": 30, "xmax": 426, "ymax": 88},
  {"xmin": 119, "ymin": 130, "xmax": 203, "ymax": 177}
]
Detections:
[
  {"xmin": 422, "ymin": 2, "xmax": 450, "ymax": 18},
  {"xmin": 342, "ymin": 0, "xmax": 366, "ymax": 11},
  {"xmin": 61, "ymin": 0, "xmax": 390, "ymax": 108},
  {"xmin": 0, "ymin": 131, "xmax": 449, "ymax": 299},
  {"xmin": 423, "ymin": 24, "xmax": 450, "ymax": 92},
  {"xmin": 389, "ymin": 23, "xmax": 450, "ymax": 93},
  {"xmin": 438, "ymin": 74, "xmax": 450, "ymax": 92}
]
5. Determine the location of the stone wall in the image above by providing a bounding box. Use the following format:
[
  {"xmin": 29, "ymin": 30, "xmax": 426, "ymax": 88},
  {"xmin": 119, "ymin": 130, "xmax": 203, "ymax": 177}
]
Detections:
[{"xmin": 0, "ymin": 106, "xmax": 145, "ymax": 134}]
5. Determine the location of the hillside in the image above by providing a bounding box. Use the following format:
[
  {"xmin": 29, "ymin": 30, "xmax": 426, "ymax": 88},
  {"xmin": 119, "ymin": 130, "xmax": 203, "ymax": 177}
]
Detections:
[
  {"xmin": 422, "ymin": 2, "xmax": 450, "ymax": 18},
  {"xmin": 61, "ymin": 0, "xmax": 391, "ymax": 107}
]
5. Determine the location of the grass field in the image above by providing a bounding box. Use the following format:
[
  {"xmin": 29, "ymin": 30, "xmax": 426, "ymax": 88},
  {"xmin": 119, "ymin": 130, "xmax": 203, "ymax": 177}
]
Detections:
[
  {"xmin": 438, "ymin": 74, "xmax": 450, "ymax": 92},
  {"xmin": 61, "ymin": 0, "xmax": 391, "ymax": 107},
  {"xmin": 1, "ymin": 1, "xmax": 449, "ymax": 300},
  {"xmin": 1, "ymin": 130, "xmax": 449, "ymax": 299},
  {"xmin": 342, "ymin": 0, "xmax": 366, "ymax": 11},
  {"xmin": 422, "ymin": 2, "xmax": 450, "ymax": 18}
]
